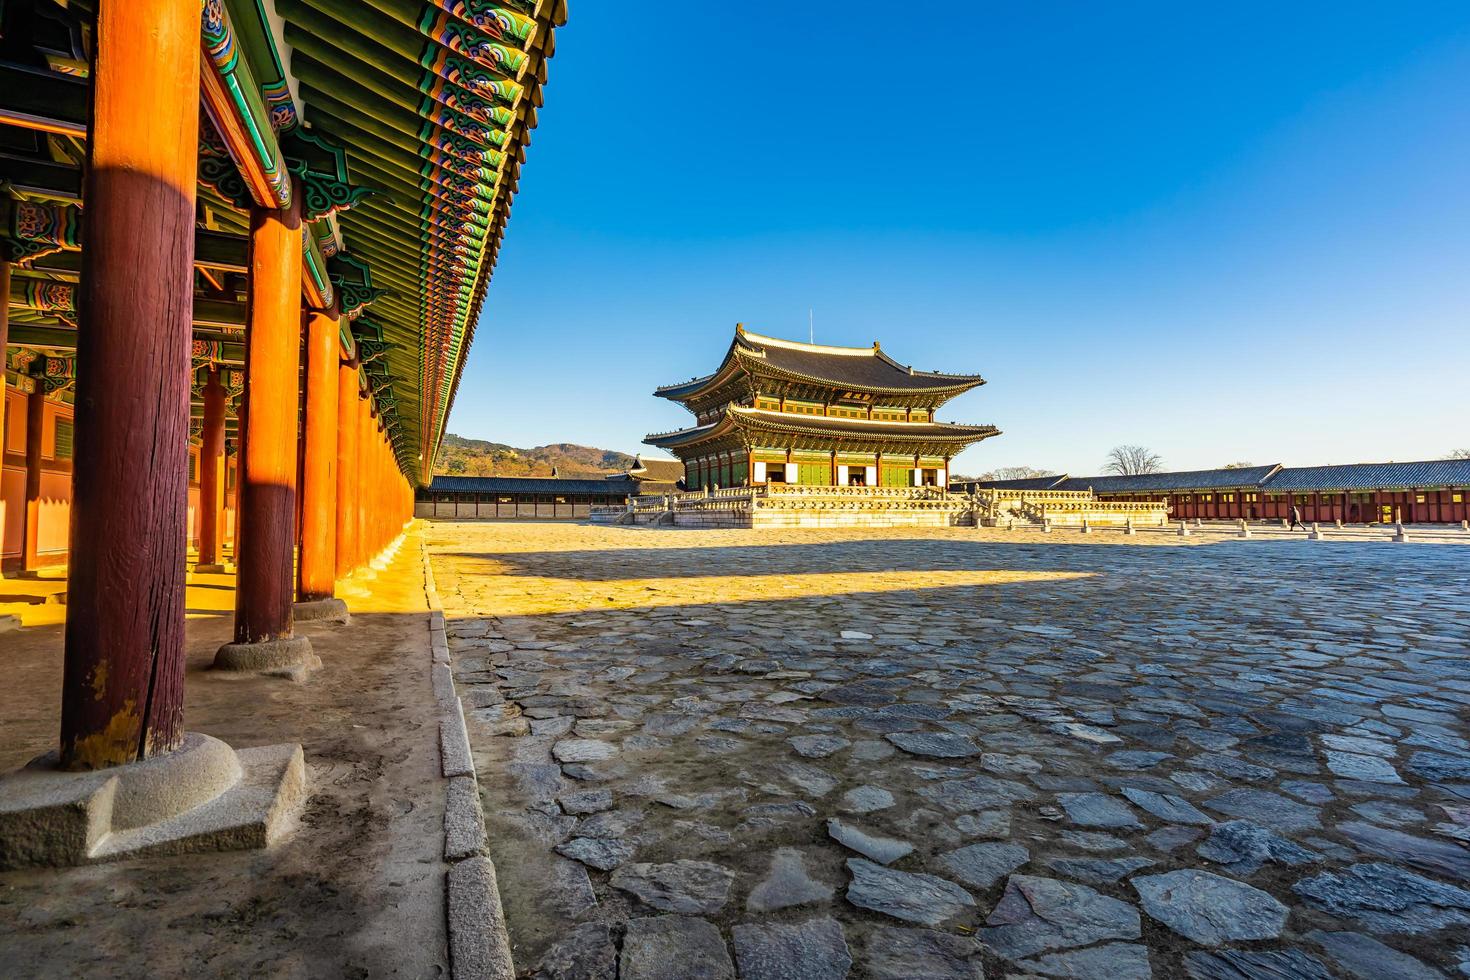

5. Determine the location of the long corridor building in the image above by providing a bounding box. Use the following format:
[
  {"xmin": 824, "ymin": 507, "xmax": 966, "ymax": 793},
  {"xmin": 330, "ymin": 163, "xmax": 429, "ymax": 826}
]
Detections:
[{"xmin": 960, "ymin": 459, "xmax": 1470, "ymax": 525}]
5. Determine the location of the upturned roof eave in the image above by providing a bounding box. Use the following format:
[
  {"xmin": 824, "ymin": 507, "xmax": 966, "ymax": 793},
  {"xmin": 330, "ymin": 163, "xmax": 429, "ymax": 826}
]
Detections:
[
  {"xmin": 653, "ymin": 372, "xmax": 721, "ymax": 400},
  {"xmin": 644, "ymin": 407, "xmax": 1000, "ymax": 451},
  {"xmin": 652, "ymin": 332, "xmax": 748, "ymax": 401},
  {"xmin": 642, "ymin": 419, "xmax": 724, "ymax": 448}
]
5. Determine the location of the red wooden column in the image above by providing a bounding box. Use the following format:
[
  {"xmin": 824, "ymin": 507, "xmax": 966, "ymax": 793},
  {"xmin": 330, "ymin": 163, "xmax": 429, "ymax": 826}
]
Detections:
[
  {"xmin": 296, "ymin": 308, "xmax": 339, "ymax": 603},
  {"xmin": 218, "ymin": 179, "xmax": 315, "ymax": 669},
  {"xmin": 59, "ymin": 0, "xmax": 197, "ymax": 769},
  {"xmin": 357, "ymin": 393, "xmax": 371, "ymax": 561},
  {"xmin": 368, "ymin": 417, "xmax": 383, "ymax": 554},
  {"xmin": 197, "ymin": 368, "xmax": 228, "ymax": 570},
  {"xmin": 19, "ymin": 383, "xmax": 45, "ymax": 573},
  {"xmin": 334, "ymin": 354, "xmax": 359, "ymax": 578},
  {"xmin": 0, "ymin": 261, "xmax": 9, "ymax": 459}
]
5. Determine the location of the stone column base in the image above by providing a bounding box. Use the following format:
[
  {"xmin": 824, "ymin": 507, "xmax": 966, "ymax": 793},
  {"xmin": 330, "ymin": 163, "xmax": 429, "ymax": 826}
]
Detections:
[
  {"xmin": 194, "ymin": 562, "xmax": 235, "ymax": 575},
  {"xmin": 293, "ymin": 597, "xmax": 349, "ymax": 624},
  {"xmin": 214, "ymin": 635, "xmax": 320, "ymax": 679},
  {"xmin": 0, "ymin": 733, "xmax": 306, "ymax": 869}
]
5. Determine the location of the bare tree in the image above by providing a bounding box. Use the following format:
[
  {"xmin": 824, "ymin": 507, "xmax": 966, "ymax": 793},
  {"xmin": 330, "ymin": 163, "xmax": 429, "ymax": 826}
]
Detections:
[
  {"xmin": 1450, "ymin": 448, "xmax": 1470, "ymax": 460},
  {"xmin": 1221, "ymin": 461, "xmax": 1254, "ymax": 469},
  {"xmin": 1102, "ymin": 445, "xmax": 1163, "ymax": 476},
  {"xmin": 982, "ymin": 465, "xmax": 1058, "ymax": 481}
]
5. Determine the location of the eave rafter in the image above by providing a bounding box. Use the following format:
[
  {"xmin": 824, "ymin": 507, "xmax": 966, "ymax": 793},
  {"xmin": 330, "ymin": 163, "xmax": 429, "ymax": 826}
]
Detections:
[{"xmin": 265, "ymin": 0, "xmax": 561, "ymax": 481}]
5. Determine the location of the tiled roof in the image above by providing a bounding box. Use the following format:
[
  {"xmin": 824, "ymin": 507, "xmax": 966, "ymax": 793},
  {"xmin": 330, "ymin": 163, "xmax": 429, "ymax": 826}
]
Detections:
[
  {"xmin": 1264, "ymin": 460, "xmax": 1470, "ymax": 492},
  {"xmin": 625, "ymin": 456, "xmax": 685, "ymax": 482},
  {"xmin": 429, "ymin": 476, "xmax": 638, "ymax": 495},
  {"xmin": 655, "ymin": 327, "xmax": 985, "ymax": 400},
  {"xmin": 1056, "ymin": 465, "xmax": 1283, "ymax": 494},
  {"xmin": 1020, "ymin": 459, "xmax": 1470, "ymax": 495},
  {"xmin": 734, "ymin": 330, "xmax": 984, "ymax": 393}
]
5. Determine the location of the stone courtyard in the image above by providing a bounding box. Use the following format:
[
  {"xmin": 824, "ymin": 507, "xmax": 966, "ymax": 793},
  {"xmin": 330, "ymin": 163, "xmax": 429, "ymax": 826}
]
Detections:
[{"xmin": 429, "ymin": 521, "xmax": 1470, "ymax": 979}]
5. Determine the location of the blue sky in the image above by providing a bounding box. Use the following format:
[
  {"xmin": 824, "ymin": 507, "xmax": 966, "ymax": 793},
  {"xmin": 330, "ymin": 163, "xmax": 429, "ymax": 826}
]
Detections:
[{"xmin": 450, "ymin": 2, "xmax": 1470, "ymax": 477}]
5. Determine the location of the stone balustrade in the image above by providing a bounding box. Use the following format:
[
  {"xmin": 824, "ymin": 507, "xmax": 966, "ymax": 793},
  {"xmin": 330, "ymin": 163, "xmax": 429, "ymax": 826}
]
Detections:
[
  {"xmin": 983, "ymin": 488, "xmax": 1096, "ymax": 503},
  {"xmin": 1037, "ymin": 499, "xmax": 1169, "ymax": 527}
]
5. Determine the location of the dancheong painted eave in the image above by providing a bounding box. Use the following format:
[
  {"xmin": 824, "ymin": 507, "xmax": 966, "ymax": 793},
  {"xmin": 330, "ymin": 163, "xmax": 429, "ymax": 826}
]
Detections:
[
  {"xmin": 644, "ymin": 407, "xmax": 1001, "ymax": 458},
  {"xmin": 269, "ymin": 0, "xmax": 568, "ymax": 484}
]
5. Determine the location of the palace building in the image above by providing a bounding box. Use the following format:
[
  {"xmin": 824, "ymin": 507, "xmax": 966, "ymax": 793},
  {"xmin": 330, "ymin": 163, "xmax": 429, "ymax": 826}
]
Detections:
[{"xmin": 645, "ymin": 326, "xmax": 999, "ymax": 490}]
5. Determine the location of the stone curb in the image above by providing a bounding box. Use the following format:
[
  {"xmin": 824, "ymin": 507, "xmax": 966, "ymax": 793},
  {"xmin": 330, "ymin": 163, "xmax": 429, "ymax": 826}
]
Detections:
[
  {"xmin": 447, "ymin": 857, "xmax": 516, "ymax": 980},
  {"xmin": 440, "ymin": 700, "xmax": 475, "ymax": 779},
  {"xmin": 417, "ymin": 529, "xmax": 516, "ymax": 980},
  {"xmin": 444, "ymin": 774, "xmax": 489, "ymax": 862}
]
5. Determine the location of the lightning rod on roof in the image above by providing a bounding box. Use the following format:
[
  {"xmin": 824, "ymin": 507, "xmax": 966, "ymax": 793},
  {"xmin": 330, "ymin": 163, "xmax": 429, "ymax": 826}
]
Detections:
[{"xmin": 809, "ymin": 308, "xmax": 814, "ymax": 345}]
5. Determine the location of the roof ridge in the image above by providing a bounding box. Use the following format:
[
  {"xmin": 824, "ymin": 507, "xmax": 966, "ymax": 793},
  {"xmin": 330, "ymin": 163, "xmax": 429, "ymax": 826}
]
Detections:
[
  {"xmin": 1279, "ymin": 457, "xmax": 1470, "ymax": 469},
  {"xmin": 737, "ymin": 327, "xmax": 876, "ymax": 357}
]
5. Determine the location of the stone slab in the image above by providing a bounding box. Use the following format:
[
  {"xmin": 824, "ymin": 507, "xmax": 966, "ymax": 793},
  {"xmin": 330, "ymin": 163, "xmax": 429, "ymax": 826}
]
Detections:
[{"xmin": 621, "ymin": 915, "xmax": 733, "ymax": 980}]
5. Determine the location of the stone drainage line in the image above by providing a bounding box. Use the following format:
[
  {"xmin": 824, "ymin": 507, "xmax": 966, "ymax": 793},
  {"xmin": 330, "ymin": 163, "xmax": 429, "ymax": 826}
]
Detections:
[{"xmin": 421, "ymin": 533, "xmax": 517, "ymax": 980}]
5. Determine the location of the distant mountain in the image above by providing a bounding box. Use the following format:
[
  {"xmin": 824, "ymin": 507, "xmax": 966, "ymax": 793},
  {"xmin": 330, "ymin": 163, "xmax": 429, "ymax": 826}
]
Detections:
[{"xmin": 435, "ymin": 433, "xmax": 637, "ymax": 478}]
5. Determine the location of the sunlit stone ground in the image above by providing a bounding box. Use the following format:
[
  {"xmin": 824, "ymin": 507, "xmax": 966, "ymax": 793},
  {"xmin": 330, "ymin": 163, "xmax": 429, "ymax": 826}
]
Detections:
[{"xmin": 429, "ymin": 521, "xmax": 1470, "ymax": 979}]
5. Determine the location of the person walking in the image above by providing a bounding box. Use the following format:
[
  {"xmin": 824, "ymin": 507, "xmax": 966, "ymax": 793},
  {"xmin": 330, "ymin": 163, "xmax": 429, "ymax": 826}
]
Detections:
[{"xmin": 1289, "ymin": 504, "xmax": 1305, "ymax": 532}]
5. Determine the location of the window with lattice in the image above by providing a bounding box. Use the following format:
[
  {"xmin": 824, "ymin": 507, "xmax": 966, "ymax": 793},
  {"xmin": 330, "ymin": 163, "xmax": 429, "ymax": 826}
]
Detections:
[{"xmin": 54, "ymin": 418, "xmax": 74, "ymax": 460}]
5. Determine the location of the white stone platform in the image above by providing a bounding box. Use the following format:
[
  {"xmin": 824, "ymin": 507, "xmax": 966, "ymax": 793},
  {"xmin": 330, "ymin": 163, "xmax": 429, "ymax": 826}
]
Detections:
[
  {"xmin": 593, "ymin": 485, "xmax": 974, "ymax": 529},
  {"xmin": 589, "ymin": 484, "xmax": 1171, "ymax": 530}
]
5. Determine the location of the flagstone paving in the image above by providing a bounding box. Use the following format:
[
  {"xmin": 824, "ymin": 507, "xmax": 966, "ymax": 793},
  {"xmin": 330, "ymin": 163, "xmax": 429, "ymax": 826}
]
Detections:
[{"xmin": 428, "ymin": 522, "xmax": 1470, "ymax": 978}]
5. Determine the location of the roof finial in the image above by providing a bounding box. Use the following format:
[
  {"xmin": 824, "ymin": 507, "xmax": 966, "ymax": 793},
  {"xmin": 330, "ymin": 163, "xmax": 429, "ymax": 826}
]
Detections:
[{"xmin": 736, "ymin": 322, "xmax": 744, "ymax": 334}]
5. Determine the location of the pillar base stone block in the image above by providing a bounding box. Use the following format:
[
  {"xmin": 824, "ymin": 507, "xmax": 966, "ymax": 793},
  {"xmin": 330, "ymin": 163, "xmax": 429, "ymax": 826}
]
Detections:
[
  {"xmin": 213, "ymin": 635, "xmax": 320, "ymax": 678},
  {"xmin": 194, "ymin": 563, "xmax": 235, "ymax": 575},
  {"xmin": 0, "ymin": 732, "xmax": 306, "ymax": 870},
  {"xmin": 293, "ymin": 597, "xmax": 349, "ymax": 624},
  {"xmin": 0, "ymin": 615, "xmax": 20, "ymax": 633}
]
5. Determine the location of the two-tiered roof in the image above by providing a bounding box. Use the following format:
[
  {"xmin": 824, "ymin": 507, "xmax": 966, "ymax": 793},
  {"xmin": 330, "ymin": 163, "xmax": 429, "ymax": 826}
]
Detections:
[{"xmin": 645, "ymin": 326, "xmax": 998, "ymax": 489}]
